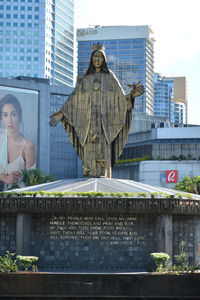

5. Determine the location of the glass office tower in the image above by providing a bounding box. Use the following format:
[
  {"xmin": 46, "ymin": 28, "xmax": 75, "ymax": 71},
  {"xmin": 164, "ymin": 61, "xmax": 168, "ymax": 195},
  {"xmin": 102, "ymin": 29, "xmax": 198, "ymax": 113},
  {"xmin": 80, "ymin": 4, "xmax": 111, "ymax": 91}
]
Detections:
[
  {"xmin": 77, "ymin": 26, "xmax": 154, "ymax": 115},
  {"xmin": 154, "ymin": 74, "xmax": 186, "ymax": 124},
  {"xmin": 0, "ymin": 0, "xmax": 74, "ymax": 86}
]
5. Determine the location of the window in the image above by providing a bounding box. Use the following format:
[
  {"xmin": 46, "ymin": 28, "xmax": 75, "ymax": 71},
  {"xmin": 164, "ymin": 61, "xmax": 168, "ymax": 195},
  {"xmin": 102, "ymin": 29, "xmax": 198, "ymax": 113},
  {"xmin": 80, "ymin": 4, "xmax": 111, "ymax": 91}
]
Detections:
[
  {"xmin": 20, "ymin": 23, "xmax": 25, "ymax": 27},
  {"xmin": 6, "ymin": 14, "xmax": 11, "ymax": 18},
  {"xmin": 13, "ymin": 14, "xmax": 18, "ymax": 18},
  {"xmin": 28, "ymin": 23, "xmax": 32, "ymax": 27},
  {"xmin": 6, "ymin": 6, "xmax": 11, "ymax": 10},
  {"xmin": 28, "ymin": 7, "xmax": 32, "ymax": 10}
]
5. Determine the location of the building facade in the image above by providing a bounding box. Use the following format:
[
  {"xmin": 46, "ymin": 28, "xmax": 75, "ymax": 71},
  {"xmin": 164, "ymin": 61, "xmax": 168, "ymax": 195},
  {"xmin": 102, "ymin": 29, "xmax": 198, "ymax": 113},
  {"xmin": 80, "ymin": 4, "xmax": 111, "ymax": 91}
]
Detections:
[
  {"xmin": 77, "ymin": 25, "xmax": 155, "ymax": 116},
  {"xmin": 114, "ymin": 124, "xmax": 200, "ymax": 187},
  {"xmin": 121, "ymin": 125, "xmax": 200, "ymax": 161},
  {"xmin": 0, "ymin": 0, "xmax": 74, "ymax": 86},
  {"xmin": 154, "ymin": 74, "xmax": 187, "ymax": 124}
]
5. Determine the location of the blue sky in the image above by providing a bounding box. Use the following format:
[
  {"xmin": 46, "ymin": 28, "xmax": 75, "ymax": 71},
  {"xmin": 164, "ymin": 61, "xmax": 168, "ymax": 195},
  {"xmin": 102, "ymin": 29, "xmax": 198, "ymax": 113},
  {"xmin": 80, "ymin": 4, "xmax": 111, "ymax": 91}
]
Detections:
[{"xmin": 75, "ymin": 0, "xmax": 200, "ymax": 124}]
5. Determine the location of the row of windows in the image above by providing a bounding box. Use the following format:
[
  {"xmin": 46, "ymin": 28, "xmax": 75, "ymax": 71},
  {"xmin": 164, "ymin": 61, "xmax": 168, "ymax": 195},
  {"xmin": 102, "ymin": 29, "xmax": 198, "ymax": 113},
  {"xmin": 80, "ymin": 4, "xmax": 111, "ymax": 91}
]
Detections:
[
  {"xmin": 0, "ymin": 46, "xmax": 38, "ymax": 52},
  {"xmin": 0, "ymin": 2, "xmax": 38, "ymax": 9},
  {"xmin": 78, "ymin": 49, "xmax": 146, "ymax": 59},
  {"xmin": 79, "ymin": 39, "xmax": 145, "ymax": 47},
  {"xmin": 54, "ymin": 70, "xmax": 73, "ymax": 86},
  {"xmin": 0, "ymin": 29, "xmax": 38, "ymax": 35},
  {"xmin": 55, "ymin": 55, "xmax": 73, "ymax": 71},
  {"xmin": 55, "ymin": 22, "xmax": 73, "ymax": 40},
  {"xmin": 55, "ymin": 39, "xmax": 73, "ymax": 56},
  {"xmin": 55, "ymin": 31, "xmax": 73, "ymax": 50},
  {"xmin": 55, "ymin": 6, "xmax": 73, "ymax": 24},
  {"xmin": 56, "ymin": 0, "xmax": 73, "ymax": 16},
  {"xmin": 0, "ymin": 72, "xmax": 38, "ymax": 78},
  {"xmin": 55, "ymin": 46, "xmax": 73, "ymax": 63},
  {"xmin": 0, "ymin": 38, "xmax": 39, "ymax": 44},
  {"xmin": 0, "ymin": 55, "xmax": 38, "ymax": 60},
  {"xmin": 0, "ymin": 22, "xmax": 39, "ymax": 27},
  {"xmin": 0, "ymin": 6, "xmax": 39, "ymax": 12},
  {"xmin": 1, "ymin": 63, "xmax": 38, "ymax": 69},
  {"xmin": 55, "ymin": 62, "xmax": 73, "ymax": 77},
  {"xmin": 0, "ymin": 14, "xmax": 39, "ymax": 19},
  {"xmin": 0, "ymin": 0, "xmax": 38, "ymax": 2}
]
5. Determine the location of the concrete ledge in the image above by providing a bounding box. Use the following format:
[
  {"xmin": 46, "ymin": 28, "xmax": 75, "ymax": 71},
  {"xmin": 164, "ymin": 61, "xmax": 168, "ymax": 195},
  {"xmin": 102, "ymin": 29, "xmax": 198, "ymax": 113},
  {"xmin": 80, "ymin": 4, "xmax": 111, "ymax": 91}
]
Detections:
[{"xmin": 0, "ymin": 272, "xmax": 200, "ymax": 298}]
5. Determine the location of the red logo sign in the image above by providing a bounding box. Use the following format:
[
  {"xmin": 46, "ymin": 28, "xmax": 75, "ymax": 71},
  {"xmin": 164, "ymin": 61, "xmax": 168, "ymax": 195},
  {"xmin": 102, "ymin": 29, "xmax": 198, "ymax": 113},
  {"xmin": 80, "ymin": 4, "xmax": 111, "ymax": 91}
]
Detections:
[{"xmin": 166, "ymin": 170, "xmax": 178, "ymax": 183}]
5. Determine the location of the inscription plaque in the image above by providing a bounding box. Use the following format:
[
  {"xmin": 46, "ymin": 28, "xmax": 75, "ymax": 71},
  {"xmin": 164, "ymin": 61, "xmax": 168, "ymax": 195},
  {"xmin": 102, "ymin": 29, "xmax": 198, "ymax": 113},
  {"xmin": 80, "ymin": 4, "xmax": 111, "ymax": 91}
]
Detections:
[{"xmin": 31, "ymin": 214, "xmax": 156, "ymax": 271}]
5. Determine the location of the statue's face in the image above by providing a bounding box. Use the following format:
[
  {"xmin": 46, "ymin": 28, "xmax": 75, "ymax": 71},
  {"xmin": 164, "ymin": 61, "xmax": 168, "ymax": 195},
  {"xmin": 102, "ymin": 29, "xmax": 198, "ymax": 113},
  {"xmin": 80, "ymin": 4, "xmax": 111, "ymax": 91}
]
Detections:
[{"xmin": 92, "ymin": 51, "xmax": 104, "ymax": 70}]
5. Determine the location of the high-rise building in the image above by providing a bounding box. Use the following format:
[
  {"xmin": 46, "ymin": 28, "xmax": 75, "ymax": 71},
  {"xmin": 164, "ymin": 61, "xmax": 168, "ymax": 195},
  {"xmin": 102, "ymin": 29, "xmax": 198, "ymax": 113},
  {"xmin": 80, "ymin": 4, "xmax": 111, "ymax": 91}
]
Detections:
[
  {"xmin": 0, "ymin": 0, "xmax": 74, "ymax": 86},
  {"xmin": 77, "ymin": 25, "xmax": 155, "ymax": 115},
  {"xmin": 154, "ymin": 74, "xmax": 187, "ymax": 124}
]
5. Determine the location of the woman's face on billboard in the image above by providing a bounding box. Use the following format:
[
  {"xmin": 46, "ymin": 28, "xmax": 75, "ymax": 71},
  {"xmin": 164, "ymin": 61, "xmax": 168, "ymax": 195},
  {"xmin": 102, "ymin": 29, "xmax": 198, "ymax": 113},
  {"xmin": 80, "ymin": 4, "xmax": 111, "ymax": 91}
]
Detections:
[{"xmin": 1, "ymin": 103, "xmax": 19, "ymax": 131}]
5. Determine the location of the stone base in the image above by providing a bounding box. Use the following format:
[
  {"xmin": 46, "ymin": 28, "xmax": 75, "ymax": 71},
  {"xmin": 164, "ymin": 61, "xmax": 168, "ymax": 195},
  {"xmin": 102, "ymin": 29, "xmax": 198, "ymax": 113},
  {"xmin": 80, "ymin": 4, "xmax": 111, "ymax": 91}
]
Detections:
[{"xmin": 0, "ymin": 272, "xmax": 200, "ymax": 298}]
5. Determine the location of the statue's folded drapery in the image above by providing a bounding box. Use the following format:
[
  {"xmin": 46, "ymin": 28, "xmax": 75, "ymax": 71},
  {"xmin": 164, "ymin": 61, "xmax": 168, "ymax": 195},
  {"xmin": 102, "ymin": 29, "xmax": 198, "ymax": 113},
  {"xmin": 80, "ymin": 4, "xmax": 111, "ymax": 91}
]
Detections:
[{"xmin": 60, "ymin": 71, "xmax": 132, "ymax": 177}]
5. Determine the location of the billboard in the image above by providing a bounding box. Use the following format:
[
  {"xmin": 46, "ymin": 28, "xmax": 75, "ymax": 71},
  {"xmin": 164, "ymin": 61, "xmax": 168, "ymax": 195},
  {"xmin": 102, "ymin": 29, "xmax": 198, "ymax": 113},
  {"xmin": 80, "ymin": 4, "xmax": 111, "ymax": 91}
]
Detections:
[{"xmin": 0, "ymin": 86, "xmax": 38, "ymax": 188}]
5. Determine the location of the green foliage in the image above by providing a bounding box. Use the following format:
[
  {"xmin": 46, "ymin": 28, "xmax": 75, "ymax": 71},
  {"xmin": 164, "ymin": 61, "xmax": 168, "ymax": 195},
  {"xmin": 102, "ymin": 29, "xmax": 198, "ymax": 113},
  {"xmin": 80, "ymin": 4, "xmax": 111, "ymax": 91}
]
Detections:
[
  {"xmin": 0, "ymin": 252, "xmax": 39, "ymax": 272},
  {"xmin": 150, "ymin": 252, "xmax": 170, "ymax": 272},
  {"xmin": 0, "ymin": 190, "xmax": 194, "ymax": 199},
  {"xmin": 21, "ymin": 169, "xmax": 55, "ymax": 187},
  {"xmin": 116, "ymin": 155, "xmax": 153, "ymax": 165},
  {"xmin": 150, "ymin": 241, "xmax": 199, "ymax": 273},
  {"xmin": 170, "ymin": 155, "xmax": 178, "ymax": 160},
  {"xmin": 0, "ymin": 251, "xmax": 18, "ymax": 273},
  {"xmin": 178, "ymin": 154, "xmax": 186, "ymax": 160},
  {"xmin": 173, "ymin": 241, "xmax": 188, "ymax": 271},
  {"xmin": 174, "ymin": 175, "xmax": 200, "ymax": 194},
  {"xmin": 17, "ymin": 255, "xmax": 38, "ymax": 271}
]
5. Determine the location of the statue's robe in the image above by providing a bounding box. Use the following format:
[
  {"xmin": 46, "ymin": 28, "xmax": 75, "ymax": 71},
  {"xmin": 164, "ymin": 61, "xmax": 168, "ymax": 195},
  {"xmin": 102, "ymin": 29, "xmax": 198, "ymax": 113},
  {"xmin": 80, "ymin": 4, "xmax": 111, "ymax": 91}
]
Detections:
[{"xmin": 60, "ymin": 71, "xmax": 132, "ymax": 177}]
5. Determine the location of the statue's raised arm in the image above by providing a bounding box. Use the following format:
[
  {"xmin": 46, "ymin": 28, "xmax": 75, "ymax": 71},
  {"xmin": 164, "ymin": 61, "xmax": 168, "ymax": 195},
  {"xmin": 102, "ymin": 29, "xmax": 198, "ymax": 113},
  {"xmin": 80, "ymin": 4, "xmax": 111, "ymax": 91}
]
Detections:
[{"xmin": 50, "ymin": 43, "xmax": 144, "ymax": 178}]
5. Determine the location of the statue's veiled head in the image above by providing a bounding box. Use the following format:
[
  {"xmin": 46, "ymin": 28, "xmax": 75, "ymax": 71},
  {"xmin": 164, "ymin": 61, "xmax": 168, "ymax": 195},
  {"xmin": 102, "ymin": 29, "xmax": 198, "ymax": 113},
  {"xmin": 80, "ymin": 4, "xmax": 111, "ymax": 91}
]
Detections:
[{"xmin": 85, "ymin": 43, "xmax": 110, "ymax": 75}]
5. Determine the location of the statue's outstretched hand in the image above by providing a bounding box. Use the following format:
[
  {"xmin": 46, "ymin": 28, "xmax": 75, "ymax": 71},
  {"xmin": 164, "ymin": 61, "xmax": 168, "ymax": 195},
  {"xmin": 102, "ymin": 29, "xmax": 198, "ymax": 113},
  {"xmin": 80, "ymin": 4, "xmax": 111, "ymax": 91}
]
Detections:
[
  {"xmin": 128, "ymin": 81, "xmax": 145, "ymax": 98},
  {"xmin": 49, "ymin": 111, "xmax": 63, "ymax": 126}
]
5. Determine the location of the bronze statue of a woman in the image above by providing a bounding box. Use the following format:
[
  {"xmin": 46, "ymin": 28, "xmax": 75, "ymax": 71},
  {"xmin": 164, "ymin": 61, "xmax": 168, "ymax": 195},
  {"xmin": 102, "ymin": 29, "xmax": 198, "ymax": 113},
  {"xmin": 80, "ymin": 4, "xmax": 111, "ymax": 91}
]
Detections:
[{"xmin": 50, "ymin": 43, "xmax": 144, "ymax": 178}]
